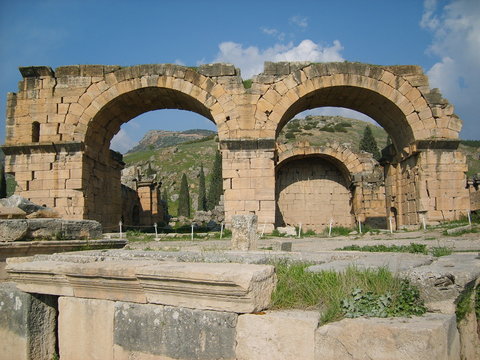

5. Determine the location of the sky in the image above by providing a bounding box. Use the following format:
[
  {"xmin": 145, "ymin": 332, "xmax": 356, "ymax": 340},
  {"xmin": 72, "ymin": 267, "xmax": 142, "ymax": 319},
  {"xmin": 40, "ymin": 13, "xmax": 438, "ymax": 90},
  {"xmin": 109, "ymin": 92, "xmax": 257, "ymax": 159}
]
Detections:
[{"xmin": 0, "ymin": 0, "xmax": 478, "ymax": 153}]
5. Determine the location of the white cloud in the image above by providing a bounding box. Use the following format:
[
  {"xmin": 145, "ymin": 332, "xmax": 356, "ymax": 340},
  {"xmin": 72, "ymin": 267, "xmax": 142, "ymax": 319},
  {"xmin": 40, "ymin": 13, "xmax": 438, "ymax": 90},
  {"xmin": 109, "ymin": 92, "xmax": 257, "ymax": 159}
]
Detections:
[
  {"xmin": 421, "ymin": 0, "xmax": 480, "ymax": 138},
  {"xmin": 110, "ymin": 128, "xmax": 136, "ymax": 154},
  {"xmin": 289, "ymin": 15, "xmax": 308, "ymax": 29},
  {"xmin": 261, "ymin": 27, "xmax": 286, "ymax": 41},
  {"xmin": 214, "ymin": 39, "xmax": 344, "ymax": 79}
]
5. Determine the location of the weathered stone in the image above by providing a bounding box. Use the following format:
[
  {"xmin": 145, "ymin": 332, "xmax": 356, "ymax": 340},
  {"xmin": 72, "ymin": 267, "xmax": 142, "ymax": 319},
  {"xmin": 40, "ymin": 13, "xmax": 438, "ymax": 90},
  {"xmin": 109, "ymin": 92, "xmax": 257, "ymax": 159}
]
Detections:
[
  {"xmin": 7, "ymin": 257, "xmax": 277, "ymax": 313},
  {"xmin": 114, "ymin": 302, "xmax": 237, "ymax": 360},
  {"xmin": 0, "ymin": 218, "xmax": 102, "ymax": 241},
  {"xmin": 231, "ymin": 214, "xmax": 258, "ymax": 251},
  {"xmin": 0, "ymin": 195, "xmax": 47, "ymax": 215},
  {"xmin": 403, "ymin": 253, "xmax": 480, "ymax": 309},
  {"xmin": 0, "ymin": 205, "xmax": 26, "ymax": 219},
  {"xmin": 0, "ymin": 282, "xmax": 56, "ymax": 360},
  {"xmin": 236, "ymin": 310, "xmax": 320, "ymax": 360},
  {"xmin": 137, "ymin": 261, "xmax": 276, "ymax": 312},
  {"xmin": 58, "ymin": 297, "xmax": 114, "ymax": 360},
  {"xmin": 0, "ymin": 219, "xmax": 28, "ymax": 241},
  {"xmin": 276, "ymin": 226, "xmax": 296, "ymax": 237},
  {"xmin": 314, "ymin": 314, "xmax": 460, "ymax": 360}
]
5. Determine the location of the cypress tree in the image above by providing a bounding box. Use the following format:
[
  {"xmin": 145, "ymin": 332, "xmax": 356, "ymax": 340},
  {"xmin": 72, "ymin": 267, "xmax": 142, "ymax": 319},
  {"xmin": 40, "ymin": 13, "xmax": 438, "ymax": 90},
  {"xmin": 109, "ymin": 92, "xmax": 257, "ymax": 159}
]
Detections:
[
  {"xmin": 162, "ymin": 187, "xmax": 169, "ymax": 217},
  {"xmin": 197, "ymin": 164, "xmax": 207, "ymax": 211},
  {"xmin": 177, "ymin": 173, "xmax": 190, "ymax": 217},
  {"xmin": 207, "ymin": 150, "xmax": 223, "ymax": 210},
  {"xmin": 360, "ymin": 125, "xmax": 381, "ymax": 160},
  {"xmin": 0, "ymin": 165, "xmax": 6, "ymax": 198}
]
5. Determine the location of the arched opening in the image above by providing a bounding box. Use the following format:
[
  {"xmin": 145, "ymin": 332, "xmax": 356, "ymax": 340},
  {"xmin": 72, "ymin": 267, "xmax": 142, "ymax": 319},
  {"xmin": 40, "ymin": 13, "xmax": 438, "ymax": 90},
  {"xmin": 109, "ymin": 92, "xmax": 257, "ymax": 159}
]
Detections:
[
  {"xmin": 275, "ymin": 155, "xmax": 354, "ymax": 232},
  {"xmin": 32, "ymin": 121, "xmax": 40, "ymax": 142},
  {"xmin": 82, "ymin": 87, "xmax": 217, "ymax": 228},
  {"xmin": 276, "ymin": 86, "xmax": 412, "ymax": 152}
]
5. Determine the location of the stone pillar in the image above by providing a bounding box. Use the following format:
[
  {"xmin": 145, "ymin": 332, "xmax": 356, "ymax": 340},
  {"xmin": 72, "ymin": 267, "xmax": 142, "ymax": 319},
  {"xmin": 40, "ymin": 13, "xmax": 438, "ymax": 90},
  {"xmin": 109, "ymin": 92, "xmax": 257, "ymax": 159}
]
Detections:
[
  {"xmin": 231, "ymin": 214, "xmax": 258, "ymax": 251},
  {"xmin": 221, "ymin": 139, "xmax": 276, "ymax": 233}
]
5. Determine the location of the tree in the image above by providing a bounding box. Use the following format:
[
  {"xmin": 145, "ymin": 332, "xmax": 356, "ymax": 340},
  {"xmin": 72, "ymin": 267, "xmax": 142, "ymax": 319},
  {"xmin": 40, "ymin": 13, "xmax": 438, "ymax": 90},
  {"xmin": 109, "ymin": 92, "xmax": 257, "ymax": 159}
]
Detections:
[
  {"xmin": 197, "ymin": 164, "xmax": 207, "ymax": 211},
  {"xmin": 177, "ymin": 173, "xmax": 190, "ymax": 217},
  {"xmin": 207, "ymin": 150, "xmax": 223, "ymax": 210},
  {"xmin": 162, "ymin": 187, "xmax": 169, "ymax": 218},
  {"xmin": 360, "ymin": 125, "xmax": 381, "ymax": 160},
  {"xmin": 0, "ymin": 165, "xmax": 6, "ymax": 198}
]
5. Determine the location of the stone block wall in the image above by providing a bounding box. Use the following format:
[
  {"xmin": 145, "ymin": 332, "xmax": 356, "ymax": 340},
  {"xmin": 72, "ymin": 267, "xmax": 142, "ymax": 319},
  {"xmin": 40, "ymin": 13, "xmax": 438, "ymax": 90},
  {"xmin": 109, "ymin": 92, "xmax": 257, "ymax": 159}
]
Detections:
[
  {"xmin": 276, "ymin": 157, "xmax": 353, "ymax": 232},
  {"xmin": 468, "ymin": 179, "xmax": 480, "ymax": 211},
  {"xmin": 221, "ymin": 140, "xmax": 276, "ymax": 232}
]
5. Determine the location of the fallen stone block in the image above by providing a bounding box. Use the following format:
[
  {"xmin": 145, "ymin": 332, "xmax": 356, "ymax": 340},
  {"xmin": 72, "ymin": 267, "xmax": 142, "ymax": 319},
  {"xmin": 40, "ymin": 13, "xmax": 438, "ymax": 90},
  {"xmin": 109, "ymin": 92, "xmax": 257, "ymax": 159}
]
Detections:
[
  {"xmin": 114, "ymin": 302, "xmax": 237, "ymax": 360},
  {"xmin": 0, "ymin": 219, "xmax": 28, "ymax": 241},
  {"xmin": 231, "ymin": 214, "xmax": 258, "ymax": 251},
  {"xmin": 236, "ymin": 310, "xmax": 320, "ymax": 360},
  {"xmin": 314, "ymin": 314, "xmax": 460, "ymax": 360}
]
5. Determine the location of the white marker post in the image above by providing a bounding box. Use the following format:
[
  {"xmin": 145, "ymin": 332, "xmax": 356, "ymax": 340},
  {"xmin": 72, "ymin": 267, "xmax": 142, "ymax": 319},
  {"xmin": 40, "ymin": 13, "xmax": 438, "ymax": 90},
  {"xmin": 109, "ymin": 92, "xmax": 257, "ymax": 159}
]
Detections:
[
  {"xmin": 298, "ymin": 223, "xmax": 302, "ymax": 238},
  {"xmin": 154, "ymin": 223, "xmax": 158, "ymax": 241},
  {"xmin": 358, "ymin": 220, "xmax": 362, "ymax": 234},
  {"xmin": 389, "ymin": 216, "xmax": 393, "ymax": 234},
  {"xmin": 260, "ymin": 223, "xmax": 266, "ymax": 238},
  {"xmin": 422, "ymin": 214, "xmax": 427, "ymax": 231},
  {"xmin": 328, "ymin": 219, "xmax": 333, "ymax": 237},
  {"xmin": 191, "ymin": 224, "xmax": 194, "ymax": 240},
  {"xmin": 220, "ymin": 222, "xmax": 224, "ymax": 239},
  {"xmin": 119, "ymin": 221, "xmax": 123, "ymax": 239},
  {"xmin": 468, "ymin": 211, "xmax": 472, "ymax": 226}
]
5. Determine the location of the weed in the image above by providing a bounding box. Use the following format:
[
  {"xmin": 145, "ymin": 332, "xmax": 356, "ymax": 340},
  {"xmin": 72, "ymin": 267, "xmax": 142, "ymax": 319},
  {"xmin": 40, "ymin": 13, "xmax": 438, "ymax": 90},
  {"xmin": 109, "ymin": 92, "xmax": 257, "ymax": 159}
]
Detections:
[
  {"xmin": 270, "ymin": 262, "xmax": 426, "ymax": 324},
  {"xmin": 242, "ymin": 79, "xmax": 252, "ymax": 89},
  {"xmin": 303, "ymin": 229, "xmax": 316, "ymax": 237},
  {"xmin": 431, "ymin": 246, "xmax": 453, "ymax": 257},
  {"xmin": 456, "ymin": 283, "xmax": 475, "ymax": 322},
  {"xmin": 337, "ymin": 243, "xmax": 428, "ymax": 254},
  {"xmin": 271, "ymin": 229, "xmax": 286, "ymax": 237},
  {"xmin": 324, "ymin": 226, "xmax": 352, "ymax": 237}
]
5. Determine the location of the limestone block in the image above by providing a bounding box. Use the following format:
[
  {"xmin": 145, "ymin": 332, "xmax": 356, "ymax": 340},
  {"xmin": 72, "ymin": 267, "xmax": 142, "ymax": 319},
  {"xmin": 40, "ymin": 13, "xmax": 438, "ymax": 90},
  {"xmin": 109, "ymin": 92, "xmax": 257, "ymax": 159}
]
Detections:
[
  {"xmin": 231, "ymin": 214, "xmax": 258, "ymax": 251},
  {"xmin": 59, "ymin": 297, "xmax": 114, "ymax": 360},
  {"xmin": 236, "ymin": 310, "xmax": 320, "ymax": 360},
  {"xmin": 114, "ymin": 303, "xmax": 237, "ymax": 360},
  {"xmin": 0, "ymin": 282, "xmax": 57, "ymax": 360},
  {"xmin": 137, "ymin": 262, "xmax": 276, "ymax": 313},
  {"xmin": 315, "ymin": 314, "xmax": 460, "ymax": 360},
  {"xmin": 0, "ymin": 219, "xmax": 28, "ymax": 241}
]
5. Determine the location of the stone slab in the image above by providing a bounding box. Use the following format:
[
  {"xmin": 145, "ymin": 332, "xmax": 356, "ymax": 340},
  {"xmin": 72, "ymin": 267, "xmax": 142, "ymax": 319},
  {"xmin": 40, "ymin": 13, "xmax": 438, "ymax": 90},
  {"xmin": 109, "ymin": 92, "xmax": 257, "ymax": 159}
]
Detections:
[
  {"xmin": 314, "ymin": 314, "xmax": 460, "ymax": 360},
  {"xmin": 7, "ymin": 257, "xmax": 277, "ymax": 313},
  {"xmin": 236, "ymin": 310, "xmax": 320, "ymax": 360},
  {"xmin": 402, "ymin": 253, "xmax": 480, "ymax": 310},
  {"xmin": 114, "ymin": 302, "xmax": 237, "ymax": 360},
  {"xmin": 59, "ymin": 297, "xmax": 114, "ymax": 360},
  {"xmin": 137, "ymin": 261, "xmax": 276, "ymax": 313},
  {"xmin": 231, "ymin": 214, "xmax": 258, "ymax": 251},
  {"xmin": 307, "ymin": 252, "xmax": 433, "ymax": 273}
]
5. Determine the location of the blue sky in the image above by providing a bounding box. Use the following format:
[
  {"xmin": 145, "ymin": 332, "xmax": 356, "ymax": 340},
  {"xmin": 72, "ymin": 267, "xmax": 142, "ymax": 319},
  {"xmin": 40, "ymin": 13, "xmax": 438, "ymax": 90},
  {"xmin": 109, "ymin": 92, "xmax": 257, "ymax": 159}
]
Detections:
[{"xmin": 0, "ymin": 0, "xmax": 478, "ymax": 153}]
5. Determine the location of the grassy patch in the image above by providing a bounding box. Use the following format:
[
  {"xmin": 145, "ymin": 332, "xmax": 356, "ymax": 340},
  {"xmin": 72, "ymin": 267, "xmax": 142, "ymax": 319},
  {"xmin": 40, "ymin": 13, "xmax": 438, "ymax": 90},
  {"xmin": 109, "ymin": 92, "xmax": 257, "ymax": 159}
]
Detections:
[
  {"xmin": 337, "ymin": 243, "xmax": 428, "ymax": 254},
  {"xmin": 456, "ymin": 283, "xmax": 475, "ymax": 322},
  {"xmin": 324, "ymin": 226, "xmax": 353, "ymax": 237},
  {"xmin": 430, "ymin": 246, "xmax": 453, "ymax": 257},
  {"xmin": 242, "ymin": 79, "xmax": 252, "ymax": 89},
  {"xmin": 270, "ymin": 262, "xmax": 426, "ymax": 324},
  {"xmin": 126, "ymin": 230, "xmax": 155, "ymax": 242}
]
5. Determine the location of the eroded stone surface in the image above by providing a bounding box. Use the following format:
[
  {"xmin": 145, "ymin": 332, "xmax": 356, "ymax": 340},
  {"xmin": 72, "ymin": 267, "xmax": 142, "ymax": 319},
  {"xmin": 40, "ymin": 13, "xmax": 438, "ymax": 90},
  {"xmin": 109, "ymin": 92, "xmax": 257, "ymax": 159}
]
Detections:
[
  {"xmin": 236, "ymin": 310, "xmax": 320, "ymax": 360},
  {"xmin": 0, "ymin": 282, "xmax": 56, "ymax": 360},
  {"xmin": 231, "ymin": 214, "xmax": 258, "ymax": 251},
  {"xmin": 114, "ymin": 302, "xmax": 237, "ymax": 360},
  {"xmin": 314, "ymin": 314, "xmax": 460, "ymax": 360}
]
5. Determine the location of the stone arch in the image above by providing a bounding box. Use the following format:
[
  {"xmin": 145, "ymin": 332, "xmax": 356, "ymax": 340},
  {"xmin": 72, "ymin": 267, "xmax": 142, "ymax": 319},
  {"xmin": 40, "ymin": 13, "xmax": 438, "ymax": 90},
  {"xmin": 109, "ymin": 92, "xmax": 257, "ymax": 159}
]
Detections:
[
  {"xmin": 254, "ymin": 62, "xmax": 461, "ymax": 153},
  {"xmin": 64, "ymin": 65, "xmax": 232, "ymax": 153}
]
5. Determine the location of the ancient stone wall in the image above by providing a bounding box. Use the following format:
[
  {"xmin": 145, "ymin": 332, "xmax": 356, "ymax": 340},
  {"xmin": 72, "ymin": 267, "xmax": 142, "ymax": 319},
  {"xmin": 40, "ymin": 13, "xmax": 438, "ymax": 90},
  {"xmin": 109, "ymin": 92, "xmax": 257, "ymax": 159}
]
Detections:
[{"xmin": 2, "ymin": 62, "xmax": 469, "ymax": 229}]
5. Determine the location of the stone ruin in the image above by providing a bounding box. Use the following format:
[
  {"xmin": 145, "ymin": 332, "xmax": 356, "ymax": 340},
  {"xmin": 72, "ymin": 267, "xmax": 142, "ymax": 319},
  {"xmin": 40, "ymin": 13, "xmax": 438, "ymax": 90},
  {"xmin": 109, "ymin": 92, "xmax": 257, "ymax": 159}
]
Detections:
[{"xmin": 0, "ymin": 61, "xmax": 471, "ymax": 233}]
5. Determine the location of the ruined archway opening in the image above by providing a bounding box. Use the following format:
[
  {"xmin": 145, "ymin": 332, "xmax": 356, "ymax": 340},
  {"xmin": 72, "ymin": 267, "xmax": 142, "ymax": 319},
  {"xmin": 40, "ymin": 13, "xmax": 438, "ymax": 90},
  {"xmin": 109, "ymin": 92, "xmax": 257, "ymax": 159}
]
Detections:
[
  {"xmin": 275, "ymin": 155, "xmax": 354, "ymax": 232},
  {"xmin": 276, "ymin": 86, "xmax": 414, "ymax": 152},
  {"xmin": 82, "ymin": 87, "xmax": 217, "ymax": 228}
]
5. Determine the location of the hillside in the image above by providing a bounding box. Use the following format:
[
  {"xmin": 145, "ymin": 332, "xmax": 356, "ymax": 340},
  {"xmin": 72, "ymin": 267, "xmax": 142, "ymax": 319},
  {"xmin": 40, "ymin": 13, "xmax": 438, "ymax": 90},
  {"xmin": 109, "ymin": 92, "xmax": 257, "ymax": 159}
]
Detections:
[
  {"xmin": 126, "ymin": 129, "xmax": 216, "ymax": 153},
  {"xmin": 122, "ymin": 116, "xmax": 390, "ymax": 216}
]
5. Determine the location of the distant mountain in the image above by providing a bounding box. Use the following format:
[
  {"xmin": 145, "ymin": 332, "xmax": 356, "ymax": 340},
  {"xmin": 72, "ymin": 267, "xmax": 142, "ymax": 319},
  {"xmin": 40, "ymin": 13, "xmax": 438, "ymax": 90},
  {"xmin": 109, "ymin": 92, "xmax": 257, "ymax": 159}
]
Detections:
[{"xmin": 126, "ymin": 129, "xmax": 216, "ymax": 154}]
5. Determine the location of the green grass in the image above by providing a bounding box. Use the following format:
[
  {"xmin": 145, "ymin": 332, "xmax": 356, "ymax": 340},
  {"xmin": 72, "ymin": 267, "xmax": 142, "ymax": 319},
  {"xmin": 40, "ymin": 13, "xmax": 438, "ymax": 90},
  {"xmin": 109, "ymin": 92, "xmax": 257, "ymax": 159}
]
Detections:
[
  {"xmin": 270, "ymin": 262, "xmax": 426, "ymax": 324},
  {"xmin": 337, "ymin": 243, "xmax": 428, "ymax": 254},
  {"xmin": 337, "ymin": 243, "xmax": 453, "ymax": 257},
  {"xmin": 324, "ymin": 226, "xmax": 353, "ymax": 237},
  {"xmin": 242, "ymin": 79, "xmax": 252, "ymax": 89},
  {"xmin": 123, "ymin": 149, "xmax": 157, "ymax": 164}
]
